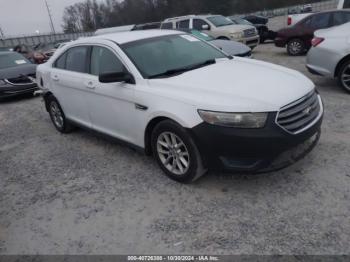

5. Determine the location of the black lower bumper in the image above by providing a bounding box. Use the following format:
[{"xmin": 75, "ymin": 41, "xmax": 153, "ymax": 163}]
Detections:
[
  {"xmin": 189, "ymin": 112, "xmax": 323, "ymax": 173},
  {"xmin": 0, "ymin": 85, "xmax": 38, "ymax": 99}
]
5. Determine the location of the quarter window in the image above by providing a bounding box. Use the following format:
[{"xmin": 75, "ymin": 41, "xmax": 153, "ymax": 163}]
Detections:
[
  {"xmin": 333, "ymin": 12, "xmax": 350, "ymax": 26},
  {"xmin": 161, "ymin": 22, "xmax": 173, "ymax": 29},
  {"xmin": 65, "ymin": 46, "xmax": 89, "ymax": 73},
  {"xmin": 309, "ymin": 13, "xmax": 331, "ymax": 29},
  {"xmin": 54, "ymin": 53, "xmax": 67, "ymax": 69},
  {"xmin": 90, "ymin": 46, "xmax": 125, "ymax": 76}
]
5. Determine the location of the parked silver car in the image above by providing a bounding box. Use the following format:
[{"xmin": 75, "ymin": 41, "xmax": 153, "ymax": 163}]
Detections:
[{"xmin": 306, "ymin": 22, "xmax": 350, "ymax": 93}]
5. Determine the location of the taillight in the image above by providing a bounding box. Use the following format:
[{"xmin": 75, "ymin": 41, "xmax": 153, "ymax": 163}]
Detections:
[
  {"xmin": 311, "ymin": 37, "xmax": 325, "ymax": 47},
  {"xmin": 287, "ymin": 17, "xmax": 292, "ymax": 25}
]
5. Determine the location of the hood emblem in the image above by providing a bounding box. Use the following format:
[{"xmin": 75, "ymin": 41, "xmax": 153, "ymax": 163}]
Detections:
[{"xmin": 303, "ymin": 106, "xmax": 313, "ymax": 115}]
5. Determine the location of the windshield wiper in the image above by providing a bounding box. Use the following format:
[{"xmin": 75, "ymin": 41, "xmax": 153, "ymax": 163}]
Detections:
[{"xmin": 148, "ymin": 59, "xmax": 216, "ymax": 79}]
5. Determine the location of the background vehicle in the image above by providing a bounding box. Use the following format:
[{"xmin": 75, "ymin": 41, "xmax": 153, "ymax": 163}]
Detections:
[
  {"xmin": 229, "ymin": 16, "xmax": 276, "ymax": 43},
  {"xmin": 0, "ymin": 51, "xmax": 38, "ymax": 99},
  {"xmin": 161, "ymin": 14, "xmax": 260, "ymax": 49},
  {"xmin": 242, "ymin": 15, "xmax": 268, "ymax": 25},
  {"xmin": 307, "ymin": 22, "xmax": 350, "ymax": 93},
  {"xmin": 178, "ymin": 29, "xmax": 252, "ymax": 57},
  {"xmin": 13, "ymin": 44, "xmax": 47, "ymax": 64},
  {"xmin": 133, "ymin": 22, "xmax": 161, "ymax": 30},
  {"xmin": 37, "ymin": 31, "xmax": 322, "ymax": 183},
  {"xmin": 275, "ymin": 10, "xmax": 350, "ymax": 56}
]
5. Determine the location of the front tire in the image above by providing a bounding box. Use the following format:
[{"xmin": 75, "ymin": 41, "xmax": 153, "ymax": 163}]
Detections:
[
  {"xmin": 338, "ymin": 59, "xmax": 350, "ymax": 94},
  {"xmin": 287, "ymin": 38, "xmax": 305, "ymax": 56},
  {"xmin": 47, "ymin": 96, "xmax": 74, "ymax": 133},
  {"xmin": 151, "ymin": 120, "xmax": 206, "ymax": 183}
]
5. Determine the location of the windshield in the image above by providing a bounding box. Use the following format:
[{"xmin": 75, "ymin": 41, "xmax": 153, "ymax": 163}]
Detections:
[
  {"xmin": 121, "ymin": 34, "xmax": 227, "ymax": 79},
  {"xmin": 231, "ymin": 17, "xmax": 253, "ymax": 25},
  {"xmin": 0, "ymin": 52, "xmax": 30, "ymax": 69},
  {"xmin": 207, "ymin": 15, "xmax": 234, "ymax": 27}
]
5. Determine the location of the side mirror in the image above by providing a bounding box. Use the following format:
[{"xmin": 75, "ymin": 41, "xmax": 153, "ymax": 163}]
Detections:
[
  {"xmin": 99, "ymin": 71, "xmax": 135, "ymax": 84},
  {"xmin": 202, "ymin": 24, "xmax": 210, "ymax": 30}
]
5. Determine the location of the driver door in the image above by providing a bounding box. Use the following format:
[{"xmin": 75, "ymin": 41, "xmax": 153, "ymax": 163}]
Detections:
[{"xmin": 84, "ymin": 45, "xmax": 137, "ymax": 144}]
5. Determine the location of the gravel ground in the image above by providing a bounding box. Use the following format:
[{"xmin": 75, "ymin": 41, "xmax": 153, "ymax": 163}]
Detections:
[{"xmin": 0, "ymin": 43, "xmax": 350, "ymax": 255}]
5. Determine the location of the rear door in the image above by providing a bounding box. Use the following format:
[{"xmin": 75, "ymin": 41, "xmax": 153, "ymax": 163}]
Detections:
[{"xmin": 50, "ymin": 45, "xmax": 91, "ymax": 127}]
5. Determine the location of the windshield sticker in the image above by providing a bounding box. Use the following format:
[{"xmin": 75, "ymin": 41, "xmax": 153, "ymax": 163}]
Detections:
[
  {"xmin": 181, "ymin": 35, "xmax": 200, "ymax": 42},
  {"xmin": 15, "ymin": 60, "xmax": 27, "ymax": 65}
]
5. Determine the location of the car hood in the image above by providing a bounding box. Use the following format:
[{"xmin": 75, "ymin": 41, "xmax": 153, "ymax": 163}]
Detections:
[
  {"xmin": 217, "ymin": 24, "xmax": 255, "ymax": 32},
  {"xmin": 0, "ymin": 64, "xmax": 37, "ymax": 79},
  {"xmin": 209, "ymin": 40, "xmax": 250, "ymax": 56},
  {"xmin": 148, "ymin": 58, "xmax": 314, "ymax": 112}
]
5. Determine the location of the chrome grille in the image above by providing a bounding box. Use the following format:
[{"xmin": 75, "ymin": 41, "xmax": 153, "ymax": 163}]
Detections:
[
  {"xmin": 276, "ymin": 91, "xmax": 322, "ymax": 134},
  {"xmin": 244, "ymin": 28, "xmax": 257, "ymax": 37}
]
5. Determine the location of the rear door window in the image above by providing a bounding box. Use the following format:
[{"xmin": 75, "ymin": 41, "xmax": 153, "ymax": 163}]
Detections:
[
  {"xmin": 65, "ymin": 46, "xmax": 89, "ymax": 73},
  {"xmin": 176, "ymin": 20, "xmax": 190, "ymax": 29}
]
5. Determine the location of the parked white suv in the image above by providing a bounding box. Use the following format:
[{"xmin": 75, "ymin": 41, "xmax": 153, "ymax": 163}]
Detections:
[
  {"xmin": 307, "ymin": 22, "xmax": 350, "ymax": 93},
  {"xmin": 161, "ymin": 15, "xmax": 260, "ymax": 49},
  {"xmin": 37, "ymin": 30, "xmax": 323, "ymax": 183}
]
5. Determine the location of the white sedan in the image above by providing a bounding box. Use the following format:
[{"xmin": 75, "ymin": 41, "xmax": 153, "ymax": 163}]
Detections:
[
  {"xmin": 37, "ymin": 30, "xmax": 323, "ymax": 183},
  {"xmin": 307, "ymin": 22, "xmax": 350, "ymax": 93}
]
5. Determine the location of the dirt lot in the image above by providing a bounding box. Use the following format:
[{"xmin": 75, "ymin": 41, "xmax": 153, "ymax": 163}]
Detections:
[{"xmin": 0, "ymin": 43, "xmax": 350, "ymax": 255}]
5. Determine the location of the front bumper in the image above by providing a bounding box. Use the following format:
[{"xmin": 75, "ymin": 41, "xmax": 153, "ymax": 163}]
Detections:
[
  {"xmin": 241, "ymin": 35, "xmax": 260, "ymax": 48},
  {"xmin": 189, "ymin": 112, "xmax": 323, "ymax": 173}
]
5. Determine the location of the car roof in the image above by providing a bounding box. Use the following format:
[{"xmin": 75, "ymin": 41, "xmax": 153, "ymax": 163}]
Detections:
[{"xmin": 83, "ymin": 30, "xmax": 182, "ymax": 44}]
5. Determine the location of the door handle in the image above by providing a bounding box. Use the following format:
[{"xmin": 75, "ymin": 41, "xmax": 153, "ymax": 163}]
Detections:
[
  {"xmin": 85, "ymin": 81, "xmax": 96, "ymax": 89},
  {"xmin": 52, "ymin": 75, "xmax": 59, "ymax": 82}
]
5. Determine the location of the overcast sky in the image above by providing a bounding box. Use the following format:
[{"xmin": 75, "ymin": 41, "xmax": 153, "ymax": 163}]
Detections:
[{"xmin": 0, "ymin": 0, "xmax": 92, "ymax": 37}]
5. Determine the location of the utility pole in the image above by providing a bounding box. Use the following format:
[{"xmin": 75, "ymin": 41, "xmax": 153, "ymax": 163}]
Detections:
[
  {"xmin": 0, "ymin": 25, "xmax": 4, "ymax": 38},
  {"xmin": 44, "ymin": 0, "xmax": 56, "ymax": 34}
]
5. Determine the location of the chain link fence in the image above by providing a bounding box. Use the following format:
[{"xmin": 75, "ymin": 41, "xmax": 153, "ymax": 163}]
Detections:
[
  {"xmin": 246, "ymin": 0, "xmax": 338, "ymax": 18},
  {"xmin": 0, "ymin": 32, "xmax": 94, "ymax": 49}
]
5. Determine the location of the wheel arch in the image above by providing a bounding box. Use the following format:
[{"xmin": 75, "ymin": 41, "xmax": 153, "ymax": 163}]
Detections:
[
  {"xmin": 144, "ymin": 116, "xmax": 175, "ymax": 155},
  {"xmin": 334, "ymin": 54, "xmax": 350, "ymax": 78},
  {"xmin": 43, "ymin": 91, "xmax": 54, "ymax": 112},
  {"xmin": 144, "ymin": 114, "xmax": 194, "ymax": 155},
  {"xmin": 217, "ymin": 36, "xmax": 230, "ymax": 40}
]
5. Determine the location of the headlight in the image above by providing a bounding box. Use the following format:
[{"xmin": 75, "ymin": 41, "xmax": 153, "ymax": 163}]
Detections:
[
  {"xmin": 0, "ymin": 80, "xmax": 6, "ymax": 86},
  {"xmin": 198, "ymin": 110, "xmax": 268, "ymax": 128},
  {"xmin": 230, "ymin": 32, "xmax": 243, "ymax": 39}
]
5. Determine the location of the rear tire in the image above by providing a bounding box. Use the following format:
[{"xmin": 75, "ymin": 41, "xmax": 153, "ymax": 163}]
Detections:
[
  {"xmin": 151, "ymin": 120, "xmax": 206, "ymax": 183},
  {"xmin": 47, "ymin": 96, "xmax": 74, "ymax": 133},
  {"xmin": 287, "ymin": 38, "xmax": 305, "ymax": 56},
  {"xmin": 337, "ymin": 59, "xmax": 350, "ymax": 94}
]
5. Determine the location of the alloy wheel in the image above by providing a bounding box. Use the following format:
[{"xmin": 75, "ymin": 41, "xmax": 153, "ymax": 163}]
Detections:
[
  {"xmin": 156, "ymin": 132, "xmax": 190, "ymax": 176},
  {"xmin": 50, "ymin": 101, "xmax": 64, "ymax": 129},
  {"xmin": 341, "ymin": 64, "xmax": 350, "ymax": 91},
  {"xmin": 288, "ymin": 40, "xmax": 302, "ymax": 55}
]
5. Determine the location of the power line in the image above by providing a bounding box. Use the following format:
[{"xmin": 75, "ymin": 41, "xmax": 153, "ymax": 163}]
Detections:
[{"xmin": 44, "ymin": 0, "xmax": 56, "ymax": 34}]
